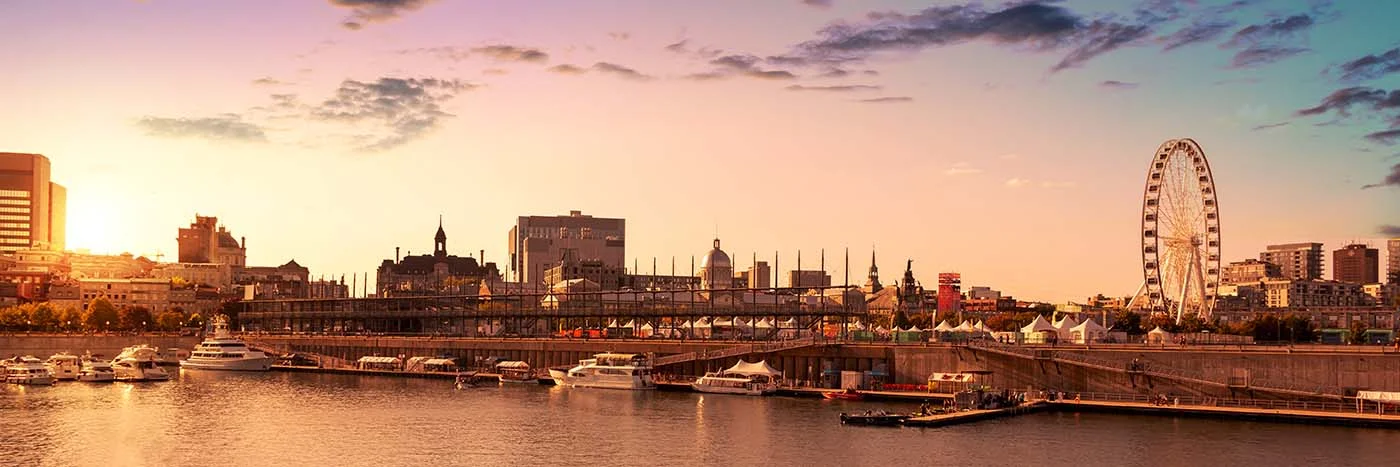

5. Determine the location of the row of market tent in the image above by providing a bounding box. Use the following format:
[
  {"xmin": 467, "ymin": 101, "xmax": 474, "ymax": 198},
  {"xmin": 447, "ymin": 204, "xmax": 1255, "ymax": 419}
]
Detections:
[
  {"xmin": 1018, "ymin": 315, "xmax": 1108, "ymax": 344},
  {"xmin": 591, "ymin": 317, "xmax": 810, "ymax": 339}
]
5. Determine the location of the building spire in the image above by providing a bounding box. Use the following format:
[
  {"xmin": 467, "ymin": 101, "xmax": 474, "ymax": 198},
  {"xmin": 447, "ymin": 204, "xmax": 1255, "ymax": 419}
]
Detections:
[{"xmin": 434, "ymin": 215, "xmax": 447, "ymax": 257}]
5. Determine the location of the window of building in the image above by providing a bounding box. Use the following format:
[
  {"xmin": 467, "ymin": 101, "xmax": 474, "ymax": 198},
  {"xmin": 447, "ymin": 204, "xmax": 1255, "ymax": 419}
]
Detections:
[{"xmin": 0, "ymin": 190, "xmax": 30, "ymax": 198}]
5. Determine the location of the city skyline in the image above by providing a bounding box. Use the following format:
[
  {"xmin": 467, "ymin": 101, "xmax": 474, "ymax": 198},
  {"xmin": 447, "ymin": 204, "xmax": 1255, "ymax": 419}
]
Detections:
[{"xmin": 3, "ymin": 1, "xmax": 1398, "ymax": 302}]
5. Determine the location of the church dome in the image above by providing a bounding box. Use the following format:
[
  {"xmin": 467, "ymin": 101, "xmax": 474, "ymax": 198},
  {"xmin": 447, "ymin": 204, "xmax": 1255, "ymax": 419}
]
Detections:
[{"xmin": 700, "ymin": 238, "xmax": 730, "ymax": 269}]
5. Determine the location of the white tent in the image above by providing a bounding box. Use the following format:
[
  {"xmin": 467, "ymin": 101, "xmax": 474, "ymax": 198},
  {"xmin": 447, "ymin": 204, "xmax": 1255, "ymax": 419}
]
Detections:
[
  {"xmin": 1147, "ymin": 326, "xmax": 1173, "ymax": 344},
  {"xmin": 953, "ymin": 320, "xmax": 975, "ymax": 332},
  {"xmin": 621, "ymin": 319, "xmax": 636, "ymax": 329},
  {"xmin": 905, "ymin": 325, "xmax": 924, "ymax": 333},
  {"xmin": 1021, "ymin": 315, "xmax": 1057, "ymax": 334},
  {"xmin": 639, "ymin": 322, "xmax": 655, "ymax": 338},
  {"xmin": 693, "ymin": 317, "xmax": 712, "ymax": 328},
  {"xmin": 735, "ymin": 318, "xmax": 752, "ymax": 328},
  {"xmin": 854, "ymin": 321, "xmax": 868, "ymax": 331},
  {"xmin": 1053, "ymin": 315, "xmax": 1080, "ymax": 340},
  {"xmin": 973, "ymin": 320, "xmax": 989, "ymax": 333},
  {"xmin": 1069, "ymin": 318, "xmax": 1108, "ymax": 344},
  {"xmin": 934, "ymin": 320, "xmax": 956, "ymax": 332},
  {"xmin": 755, "ymin": 318, "xmax": 774, "ymax": 329},
  {"xmin": 712, "ymin": 317, "xmax": 733, "ymax": 327},
  {"xmin": 779, "ymin": 317, "xmax": 798, "ymax": 328},
  {"xmin": 723, "ymin": 360, "xmax": 782, "ymax": 379},
  {"xmin": 875, "ymin": 325, "xmax": 889, "ymax": 333},
  {"xmin": 606, "ymin": 319, "xmax": 621, "ymax": 328}
]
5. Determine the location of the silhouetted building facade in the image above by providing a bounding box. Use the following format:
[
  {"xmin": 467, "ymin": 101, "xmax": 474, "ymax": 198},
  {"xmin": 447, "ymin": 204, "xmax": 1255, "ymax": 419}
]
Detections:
[
  {"xmin": 378, "ymin": 220, "xmax": 499, "ymax": 297},
  {"xmin": 235, "ymin": 260, "xmax": 310, "ymax": 300},
  {"xmin": 177, "ymin": 215, "xmax": 246, "ymax": 266},
  {"xmin": 0, "ymin": 152, "xmax": 65, "ymax": 253},
  {"xmin": 1222, "ymin": 259, "xmax": 1281, "ymax": 285},
  {"xmin": 1333, "ymin": 244, "xmax": 1379, "ymax": 285},
  {"xmin": 544, "ymin": 248, "xmax": 624, "ymax": 290}
]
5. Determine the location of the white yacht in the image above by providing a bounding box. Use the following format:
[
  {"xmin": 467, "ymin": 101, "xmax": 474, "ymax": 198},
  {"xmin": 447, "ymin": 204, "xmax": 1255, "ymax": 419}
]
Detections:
[
  {"xmin": 552, "ymin": 353, "xmax": 655, "ymax": 390},
  {"xmin": 45, "ymin": 352, "xmax": 81, "ymax": 381},
  {"xmin": 78, "ymin": 353, "xmax": 115, "ymax": 382},
  {"xmin": 112, "ymin": 346, "xmax": 170, "ymax": 382},
  {"xmin": 690, "ymin": 360, "xmax": 781, "ymax": 396},
  {"xmin": 6, "ymin": 356, "xmax": 56, "ymax": 385},
  {"xmin": 180, "ymin": 316, "xmax": 272, "ymax": 371}
]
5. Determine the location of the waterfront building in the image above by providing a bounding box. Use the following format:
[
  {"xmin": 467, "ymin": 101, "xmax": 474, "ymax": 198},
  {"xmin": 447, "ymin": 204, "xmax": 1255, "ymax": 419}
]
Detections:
[
  {"xmin": 623, "ymin": 273, "xmax": 699, "ymax": 291},
  {"xmin": 508, "ymin": 210, "xmax": 624, "ymax": 285},
  {"xmin": 1222, "ymin": 259, "xmax": 1281, "ymax": 285},
  {"xmin": 1260, "ymin": 243, "xmax": 1324, "ymax": 281},
  {"xmin": 701, "ymin": 239, "xmax": 734, "ymax": 290},
  {"xmin": 151, "ymin": 262, "xmax": 233, "ymax": 289},
  {"xmin": 1215, "ymin": 306, "xmax": 1399, "ymax": 331},
  {"xmin": 0, "ymin": 152, "xmax": 66, "ymax": 254},
  {"xmin": 308, "ymin": 278, "xmax": 349, "ymax": 299},
  {"xmin": 787, "ymin": 270, "xmax": 830, "ymax": 290},
  {"xmin": 68, "ymin": 252, "xmax": 156, "ymax": 280},
  {"xmin": 1388, "ymin": 238, "xmax": 1399, "ymax": 284},
  {"xmin": 1260, "ymin": 279, "xmax": 1365, "ymax": 308},
  {"xmin": 1362, "ymin": 283, "xmax": 1399, "ymax": 307},
  {"xmin": 1333, "ymin": 244, "xmax": 1380, "ymax": 285},
  {"xmin": 177, "ymin": 215, "xmax": 246, "ymax": 266},
  {"xmin": 235, "ymin": 260, "xmax": 310, "ymax": 300},
  {"xmin": 745, "ymin": 261, "xmax": 771, "ymax": 289},
  {"xmin": 861, "ymin": 251, "xmax": 882, "ymax": 295},
  {"xmin": 543, "ymin": 248, "xmax": 625, "ymax": 290},
  {"xmin": 377, "ymin": 220, "xmax": 499, "ymax": 297},
  {"xmin": 937, "ymin": 272, "xmax": 961, "ymax": 315},
  {"xmin": 49, "ymin": 278, "xmax": 217, "ymax": 315}
]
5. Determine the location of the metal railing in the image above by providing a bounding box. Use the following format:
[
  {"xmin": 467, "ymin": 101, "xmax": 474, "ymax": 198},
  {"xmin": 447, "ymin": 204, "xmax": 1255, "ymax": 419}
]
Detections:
[
  {"xmin": 1064, "ymin": 391, "xmax": 1367, "ymax": 414},
  {"xmin": 652, "ymin": 338, "xmax": 821, "ymax": 367}
]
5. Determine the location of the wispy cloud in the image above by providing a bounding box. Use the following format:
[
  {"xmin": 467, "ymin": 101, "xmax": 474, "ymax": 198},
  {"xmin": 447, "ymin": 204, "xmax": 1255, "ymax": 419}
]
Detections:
[
  {"xmin": 785, "ymin": 84, "xmax": 881, "ymax": 92},
  {"xmin": 1295, "ymin": 87, "xmax": 1400, "ymax": 122},
  {"xmin": 591, "ymin": 62, "xmax": 653, "ymax": 81},
  {"xmin": 801, "ymin": 0, "xmax": 832, "ymax": 8},
  {"xmin": 548, "ymin": 64, "xmax": 586, "ymax": 75},
  {"xmin": 135, "ymin": 114, "xmax": 268, "ymax": 143},
  {"xmin": 470, "ymin": 45, "xmax": 549, "ymax": 63},
  {"xmin": 309, "ymin": 77, "xmax": 476, "ymax": 152},
  {"xmin": 943, "ymin": 162, "xmax": 982, "ymax": 176},
  {"xmin": 330, "ymin": 0, "xmax": 435, "ymax": 30},
  {"xmin": 784, "ymin": 3, "xmax": 1156, "ymax": 73},
  {"xmin": 695, "ymin": 54, "xmax": 799, "ymax": 81},
  {"xmin": 1005, "ymin": 178, "xmax": 1030, "ymax": 188},
  {"xmin": 1337, "ymin": 47, "xmax": 1400, "ymax": 83},
  {"xmin": 1363, "ymin": 163, "xmax": 1400, "ymax": 189},
  {"xmin": 1251, "ymin": 121, "xmax": 1291, "ymax": 131},
  {"xmin": 1379, "ymin": 224, "xmax": 1400, "ymax": 236},
  {"xmin": 1369, "ymin": 129, "xmax": 1400, "ymax": 146},
  {"xmin": 858, "ymin": 97, "xmax": 912, "ymax": 103},
  {"xmin": 252, "ymin": 77, "xmax": 291, "ymax": 86},
  {"xmin": 1220, "ymin": 13, "xmax": 1316, "ymax": 68},
  {"xmin": 1100, "ymin": 80, "xmax": 1138, "ymax": 90},
  {"xmin": 1158, "ymin": 20, "xmax": 1234, "ymax": 52}
]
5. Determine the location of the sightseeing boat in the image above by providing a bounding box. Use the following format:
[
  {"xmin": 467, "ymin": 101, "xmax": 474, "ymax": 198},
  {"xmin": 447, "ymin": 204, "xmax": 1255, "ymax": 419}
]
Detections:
[
  {"xmin": 78, "ymin": 353, "xmax": 116, "ymax": 382},
  {"xmin": 112, "ymin": 346, "xmax": 170, "ymax": 382},
  {"xmin": 45, "ymin": 352, "xmax": 82, "ymax": 381},
  {"xmin": 180, "ymin": 315, "xmax": 272, "ymax": 371},
  {"xmin": 551, "ymin": 353, "xmax": 655, "ymax": 390},
  {"xmin": 690, "ymin": 360, "xmax": 781, "ymax": 396},
  {"xmin": 5, "ymin": 356, "xmax": 56, "ymax": 385}
]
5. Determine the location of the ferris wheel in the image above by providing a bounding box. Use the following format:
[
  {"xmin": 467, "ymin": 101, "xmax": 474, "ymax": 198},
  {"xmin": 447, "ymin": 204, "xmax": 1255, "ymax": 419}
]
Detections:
[{"xmin": 1133, "ymin": 138, "xmax": 1221, "ymax": 323}]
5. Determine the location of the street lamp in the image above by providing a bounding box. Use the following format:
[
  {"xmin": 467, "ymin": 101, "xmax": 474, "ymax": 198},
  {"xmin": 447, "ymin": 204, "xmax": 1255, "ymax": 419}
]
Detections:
[{"xmin": 142, "ymin": 321, "xmax": 147, "ymax": 334}]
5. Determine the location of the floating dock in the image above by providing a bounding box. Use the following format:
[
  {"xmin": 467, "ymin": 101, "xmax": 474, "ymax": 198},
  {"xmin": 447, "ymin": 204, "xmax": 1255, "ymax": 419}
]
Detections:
[{"xmin": 1052, "ymin": 400, "xmax": 1400, "ymax": 429}]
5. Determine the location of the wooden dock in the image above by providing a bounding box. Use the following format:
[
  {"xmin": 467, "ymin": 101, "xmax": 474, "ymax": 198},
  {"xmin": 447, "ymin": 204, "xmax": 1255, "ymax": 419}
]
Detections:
[
  {"xmin": 1052, "ymin": 400, "xmax": 1400, "ymax": 428},
  {"xmin": 902, "ymin": 401, "xmax": 1049, "ymax": 428}
]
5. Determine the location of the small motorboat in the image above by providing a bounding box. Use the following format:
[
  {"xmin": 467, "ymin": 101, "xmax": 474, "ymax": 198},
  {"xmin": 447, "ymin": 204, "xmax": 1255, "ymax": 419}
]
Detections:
[
  {"xmin": 823, "ymin": 388, "xmax": 864, "ymax": 401},
  {"xmin": 840, "ymin": 410, "xmax": 910, "ymax": 426},
  {"xmin": 455, "ymin": 372, "xmax": 488, "ymax": 390}
]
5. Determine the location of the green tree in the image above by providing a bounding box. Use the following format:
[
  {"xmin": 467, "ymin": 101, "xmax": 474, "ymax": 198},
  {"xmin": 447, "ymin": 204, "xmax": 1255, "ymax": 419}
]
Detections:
[
  {"xmin": 1111, "ymin": 309, "xmax": 1143, "ymax": 333},
  {"xmin": 892, "ymin": 309, "xmax": 912, "ymax": 329},
  {"xmin": 118, "ymin": 306, "xmax": 153, "ymax": 331},
  {"xmin": 1282, "ymin": 313, "xmax": 1317, "ymax": 343},
  {"xmin": 0, "ymin": 305, "xmax": 27, "ymax": 330},
  {"xmin": 29, "ymin": 302, "xmax": 57, "ymax": 331},
  {"xmin": 1349, "ymin": 320, "xmax": 1369, "ymax": 345},
  {"xmin": 83, "ymin": 297, "xmax": 120, "ymax": 331},
  {"xmin": 58, "ymin": 306, "xmax": 83, "ymax": 331},
  {"xmin": 156, "ymin": 310, "xmax": 185, "ymax": 331}
]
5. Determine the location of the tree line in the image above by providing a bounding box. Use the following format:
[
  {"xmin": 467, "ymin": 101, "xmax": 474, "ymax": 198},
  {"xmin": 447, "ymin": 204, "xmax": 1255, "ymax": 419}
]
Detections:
[{"xmin": 0, "ymin": 298, "xmax": 203, "ymax": 332}]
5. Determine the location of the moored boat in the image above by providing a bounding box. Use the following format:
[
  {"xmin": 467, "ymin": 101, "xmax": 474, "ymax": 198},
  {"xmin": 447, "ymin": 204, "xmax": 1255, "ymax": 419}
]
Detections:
[
  {"xmin": 839, "ymin": 410, "xmax": 909, "ymax": 426},
  {"xmin": 6, "ymin": 356, "xmax": 56, "ymax": 385},
  {"xmin": 552, "ymin": 353, "xmax": 656, "ymax": 390},
  {"xmin": 113, "ymin": 346, "xmax": 170, "ymax": 382},
  {"xmin": 45, "ymin": 352, "xmax": 81, "ymax": 381},
  {"xmin": 495, "ymin": 361, "xmax": 536, "ymax": 384},
  {"xmin": 823, "ymin": 388, "xmax": 864, "ymax": 401},
  {"xmin": 690, "ymin": 360, "xmax": 781, "ymax": 396},
  {"xmin": 78, "ymin": 353, "xmax": 115, "ymax": 382},
  {"xmin": 180, "ymin": 315, "xmax": 272, "ymax": 371}
]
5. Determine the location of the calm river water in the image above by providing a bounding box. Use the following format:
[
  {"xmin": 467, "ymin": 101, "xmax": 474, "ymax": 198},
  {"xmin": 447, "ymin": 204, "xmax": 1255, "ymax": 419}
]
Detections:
[{"xmin": 2, "ymin": 371, "xmax": 1397, "ymax": 467}]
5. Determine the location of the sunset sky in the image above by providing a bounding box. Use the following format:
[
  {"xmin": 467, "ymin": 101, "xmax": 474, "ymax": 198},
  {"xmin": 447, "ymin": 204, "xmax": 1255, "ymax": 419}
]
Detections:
[{"xmin": 3, "ymin": 0, "xmax": 1397, "ymax": 302}]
